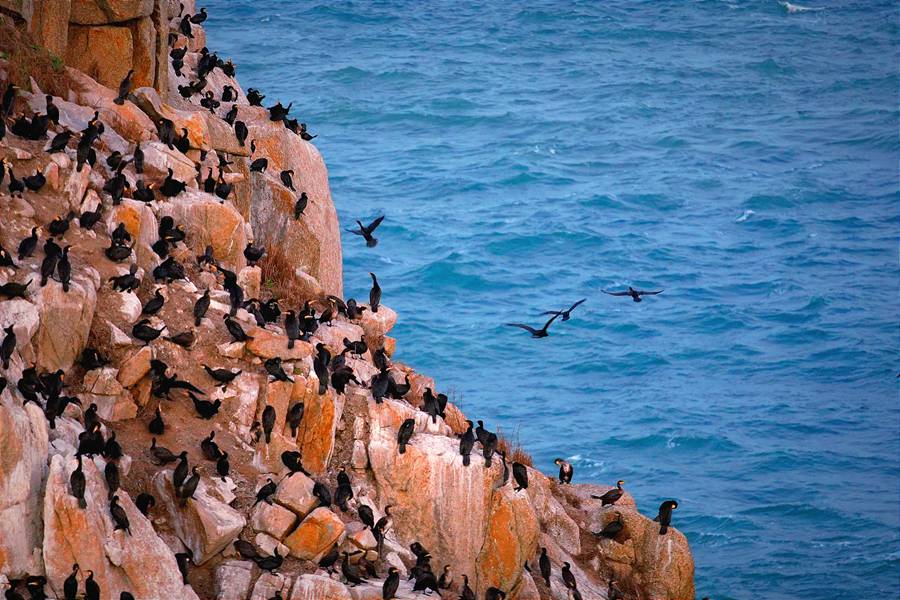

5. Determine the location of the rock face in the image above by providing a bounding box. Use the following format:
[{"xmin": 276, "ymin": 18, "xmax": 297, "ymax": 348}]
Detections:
[
  {"xmin": 282, "ymin": 507, "xmax": 345, "ymax": 561},
  {"xmin": 43, "ymin": 455, "xmax": 198, "ymax": 600}
]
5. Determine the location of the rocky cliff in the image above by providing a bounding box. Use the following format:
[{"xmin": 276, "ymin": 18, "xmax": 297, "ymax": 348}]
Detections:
[{"xmin": 0, "ymin": 2, "xmax": 694, "ymax": 598}]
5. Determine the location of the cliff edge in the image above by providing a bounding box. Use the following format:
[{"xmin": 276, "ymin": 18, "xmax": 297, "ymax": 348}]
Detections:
[{"xmin": 0, "ymin": 2, "xmax": 694, "ymax": 599}]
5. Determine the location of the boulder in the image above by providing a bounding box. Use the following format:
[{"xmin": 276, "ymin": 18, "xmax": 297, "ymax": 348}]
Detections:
[
  {"xmin": 273, "ymin": 472, "xmax": 318, "ymax": 518},
  {"xmin": 34, "ymin": 275, "xmax": 97, "ymax": 372},
  {"xmin": 249, "ymin": 572, "xmax": 290, "ymax": 600},
  {"xmin": 66, "ymin": 24, "xmax": 134, "ymax": 89},
  {"xmin": 42, "ymin": 455, "xmax": 198, "ymax": 600},
  {"xmin": 152, "ymin": 468, "xmax": 246, "ymax": 564},
  {"xmin": 476, "ymin": 486, "xmax": 540, "ymax": 595},
  {"xmin": 65, "ymin": 69, "xmax": 155, "ymax": 145},
  {"xmin": 525, "ymin": 470, "xmax": 581, "ymax": 556},
  {"xmin": 22, "ymin": 0, "xmax": 72, "ymax": 56},
  {"xmin": 282, "ymin": 507, "xmax": 345, "ymax": 561},
  {"xmin": 70, "ymin": 0, "xmax": 154, "ymax": 24},
  {"xmin": 139, "ymin": 140, "xmax": 197, "ymax": 184},
  {"xmin": 238, "ymin": 266, "xmax": 261, "ymax": 300},
  {"xmin": 289, "ymin": 575, "xmax": 351, "ymax": 600},
  {"xmin": 162, "ymin": 190, "xmax": 247, "ymax": 271},
  {"xmin": 250, "ymin": 500, "xmax": 297, "ymax": 540},
  {"xmin": 117, "ymin": 346, "xmax": 154, "ymax": 387},
  {"xmin": 245, "ymin": 327, "xmax": 312, "ymax": 361},
  {"xmin": 132, "ymin": 86, "xmax": 210, "ymax": 151},
  {"xmin": 0, "ymin": 402, "xmax": 48, "ymax": 577},
  {"xmin": 81, "ymin": 367, "xmax": 138, "ymax": 421},
  {"xmin": 128, "ymin": 16, "xmax": 158, "ymax": 95},
  {"xmin": 214, "ymin": 560, "xmax": 253, "ymax": 600},
  {"xmin": 293, "ymin": 377, "xmax": 343, "ymax": 474}
]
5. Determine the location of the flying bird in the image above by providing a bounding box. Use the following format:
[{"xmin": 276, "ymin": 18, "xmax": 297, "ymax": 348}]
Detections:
[
  {"xmin": 505, "ymin": 312, "xmax": 560, "ymax": 338},
  {"xmin": 346, "ymin": 215, "xmax": 384, "ymax": 247},
  {"xmin": 603, "ymin": 286, "xmax": 663, "ymax": 303}
]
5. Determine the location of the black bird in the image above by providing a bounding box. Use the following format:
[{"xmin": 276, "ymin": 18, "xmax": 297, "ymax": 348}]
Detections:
[
  {"xmin": 539, "ymin": 547, "xmax": 551, "ymax": 587},
  {"xmin": 247, "ymin": 88, "xmax": 265, "ymax": 106},
  {"xmin": 1, "ymin": 325, "xmax": 15, "ymax": 369},
  {"xmin": 142, "ymin": 288, "xmax": 165, "ymax": 315},
  {"xmin": 178, "ymin": 467, "xmax": 200, "ymax": 505},
  {"xmin": 105, "ymin": 460, "xmax": 120, "ymax": 500},
  {"xmin": 179, "ymin": 14, "xmax": 194, "ymax": 38},
  {"xmin": 222, "ymin": 85, "xmax": 236, "ymax": 102},
  {"xmin": 255, "ymin": 548, "xmax": 283, "ymax": 572},
  {"xmin": 164, "ymin": 330, "xmax": 195, "ymax": 348},
  {"xmin": 542, "ymin": 298, "xmax": 587, "ymax": 321},
  {"xmin": 132, "ymin": 319, "xmax": 163, "ymax": 344},
  {"xmin": 148, "ymin": 407, "xmax": 165, "ymax": 434},
  {"xmin": 114, "ymin": 69, "xmax": 134, "ymax": 104},
  {"xmin": 84, "ymin": 571, "xmax": 100, "ymax": 600},
  {"xmin": 224, "ymin": 315, "xmax": 252, "ymax": 342},
  {"xmin": 232, "ymin": 119, "xmax": 248, "ymax": 147},
  {"xmin": 482, "ymin": 432, "xmax": 498, "ymax": 467},
  {"xmin": 346, "ymin": 215, "xmax": 384, "ymax": 248},
  {"xmin": 594, "ymin": 513, "xmax": 624, "ymax": 539},
  {"xmin": 110, "ymin": 495, "xmax": 131, "ymax": 535},
  {"xmin": 193, "ymin": 289, "xmax": 210, "ymax": 326},
  {"xmin": 110, "ymin": 265, "xmax": 140, "ymax": 292},
  {"xmin": 216, "ymin": 451, "xmax": 230, "ymax": 481},
  {"xmin": 133, "ymin": 142, "xmax": 144, "ymax": 173},
  {"xmin": 313, "ymin": 481, "xmax": 332, "ymax": 507},
  {"xmin": 7, "ymin": 166, "xmax": 24, "ymax": 195},
  {"xmin": 561, "ymin": 562, "xmax": 577, "ymax": 592},
  {"xmin": 174, "ymin": 127, "xmax": 190, "ymax": 154},
  {"xmin": 190, "ymin": 392, "xmax": 221, "ymax": 419},
  {"xmin": 45, "ymin": 94, "xmax": 59, "ymax": 123},
  {"xmin": 284, "ymin": 310, "xmax": 299, "ymax": 349},
  {"xmin": 261, "ymin": 404, "xmax": 277, "ymax": 444},
  {"xmin": 69, "ymin": 456, "xmax": 86, "ymax": 508},
  {"xmin": 40, "ymin": 249, "xmax": 59, "ymax": 288},
  {"xmin": 243, "ymin": 242, "xmax": 265, "ymax": 265},
  {"xmin": 397, "ymin": 418, "xmax": 415, "ymax": 454},
  {"xmin": 459, "ymin": 575, "xmax": 475, "ymax": 600},
  {"xmin": 175, "ymin": 550, "xmax": 191, "ymax": 584},
  {"xmin": 249, "ymin": 157, "xmax": 268, "ymax": 173},
  {"xmin": 150, "ymin": 438, "xmax": 178, "ymax": 465},
  {"xmin": 112, "ymin": 223, "xmax": 132, "ymax": 245},
  {"xmin": 554, "ymin": 458, "xmax": 573, "ymax": 484},
  {"xmin": 79, "ymin": 204, "xmax": 103, "ymax": 230},
  {"xmin": 158, "ymin": 118, "xmax": 175, "ymax": 148},
  {"xmin": 254, "ymin": 478, "xmax": 276, "ymax": 506},
  {"xmin": 655, "ymin": 500, "xmax": 678, "ymax": 534},
  {"xmin": 160, "ymin": 168, "xmax": 187, "ymax": 197},
  {"xmin": 203, "ymin": 364, "xmax": 241, "ymax": 388},
  {"xmin": 0, "ymin": 244, "xmax": 15, "ymax": 269},
  {"xmin": 103, "ymin": 431, "xmax": 122, "ymax": 460},
  {"xmin": 80, "ymin": 348, "xmax": 108, "ymax": 370},
  {"xmin": 22, "ymin": 170, "xmax": 47, "ymax": 192},
  {"xmin": 234, "ymin": 540, "xmax": 260, "ymax": 561},
  {"xmin": 48, "ymin": 130, "xmax": 71, "ymax": 153},
  {"xmin": 135, "ymin": 492, "xmax": 155, "ymax": 516},
  {"xmin": 265, "ymin": 357, "xmax": 293, "ymax": 383},
  {"xmin": 591, "ymin": 480, "xmax": 625, "ymax": 506},
  {"xmin": 340, "ymin": 551, "xmax": 365, "ymax": 586},
  {"xmin": 104, "ymin": 241, "xmax": 132, "ymax": 262},
  {"xmin": 133, "ymin": 179, "xmax": 155, "ymax": 203},
  {"xmin": 63, "ymin": 564, "xmax": 79, "ymax": 600},
  {"xmin": 293, "ymin": 192, "xmax": 308, "ymax": 219},
  {"xmin": 369, "ymin": 272, "xmax": 381, "ymax": 312},
  {"xmin": 200, "ymin": 431, "xmax": 221, "ymax": 461},
  {"xmin": 382, "ymin": 567, "xmax": 399, "ymax": 600},
  {"xmin": 512, "ymin": 462, "xmax": 529, "ymax": 491},
  {"xmin": 173, "ymin": 452, "xmax": 190, "ymax": 489},
  {"xmin": 603, "ymin": 286, "xmax": 663, "ymax": 303},
  {"xmin": 459, "ymin": 420, "xmax": 475, "ymax": 466},
  {"xmin": 223, "ymin": 104, "xmax": 238, "ymax": 127},
  {"xmin": 18, "ymin": 227, "xmax": 38, "ymax": 260},
  {"xmin": 505, "ymin": 312, "xmax": 560, "ymax": 338},
  {"xmin": 268, "ymin": 101, "xmax": 292, "ymax": 122},
  {"xmin": 278, "ymin": 169, "xmax": 296, "ymax": 191}
]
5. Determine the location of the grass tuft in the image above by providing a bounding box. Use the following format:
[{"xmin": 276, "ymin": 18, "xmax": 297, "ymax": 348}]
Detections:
[{"xmin": 0, "ymin": 18, "xmax": 69, "ymax": 95}]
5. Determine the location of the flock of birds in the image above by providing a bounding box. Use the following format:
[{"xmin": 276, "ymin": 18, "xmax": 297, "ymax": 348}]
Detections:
[{"xmin": 0, "ymin": 4, "xmax": 681, "ymax": 600}]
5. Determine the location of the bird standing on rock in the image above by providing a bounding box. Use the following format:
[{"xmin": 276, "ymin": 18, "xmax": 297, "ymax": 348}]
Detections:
[
  {"xmin": 554, "ymin": 458, "xmax": 574, "ymax": 484},
  {"xmin": 655, "ymin": 500, "xmax": 678, "ymax": 534},
  {"xmin": 114, "ymin": 69, "xmax": 134, "ymax": 105},
  {"xmin": 512, "ymin": 462, "xmax": 529, "ymax": 491},
  {"xmin": 591, "ymin": 480, "xmax": 625, "ymax": 506},
  {"xmin": 397, "ymin": 418, "xmax": 415, "ymax": 454},
  {"xmin": 369, "ymin": 272, "xmax": 381, "ymax": 312}
]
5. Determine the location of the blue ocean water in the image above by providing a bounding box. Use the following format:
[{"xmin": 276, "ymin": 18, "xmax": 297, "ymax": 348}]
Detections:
[{"xmin": 203, "ymin": 2, "xmax": 900, "ymax": 597}]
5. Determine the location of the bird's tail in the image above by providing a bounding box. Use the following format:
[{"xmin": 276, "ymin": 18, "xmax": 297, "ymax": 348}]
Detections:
[
  {"xmin": 78, "ymin": 497, "xmax": 86, "ymax": 509},
  {"xmin": 463, "ymin": 454, "xmax": 470, "ymax": 466},
  {"xmin": 485, "ymin": 455, "xmax": 492, "ymax": 467},
  {"xmin": 659, "ymin": 524, "xmax": 668, "ymax": 535},
  {"xmin": 195, "ymin": 316, "xmax": 201, "ymax": 326},
  {"xmin": 288, "ymin": 339, "xmax": 295, "ymax": 349},
  {"xmin": 399, "ymin": 443, "xmax": 406, "ymax": 454},
  {"xmin": 265, "ymin": 431, "xmax": 272, "ymax": 444}
]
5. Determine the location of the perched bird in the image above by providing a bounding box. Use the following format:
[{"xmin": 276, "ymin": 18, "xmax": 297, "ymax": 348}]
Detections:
[
  {"xmin": 591, "ymin": 480, "xmax": 625, "ymax": 506},
  {"xmin": 554, "ymin": 458, "xmax": 574, "ymax": 484},
  {"xmin": 539, "ymin": 547, "xmax": 551, "ymax": 587},
  {"xmin": 293, "ymin": 192, "xmax": 308, "ymax": 219},
  {"xmin": 397, "ymin": 418, "xmax": 415, "ymax": 454},
  {"xmin": 79, "ymin": 205, "xmax": 103, "ymax": 230},
  {"xmin": 254, "ymin": 548, "xmax": 283, "ymax": 572},
  {"xmin": 1, "ymin": 325, "xmax": 15, "ymax": 369},
  {"xmin": 23, "ymin": 170, "xmax": 47, "ymax": 192},
  {"xmin": 382, "ymin": 567, "xmax": 399, "ymax": 600},
  {"xmin": 175, "ymin": 550, "xmax": 191, "ymax": 584},
  {"xmin": 164, "ymin": 329, "xmax": 195, "ymax": 348},
  {"xmin": 18, "ymin": 227, "xmax": 38, "ymax": 260},
  {"xmin": 485, "ymin": 588, "xmax": 506, "ymax": 600},
  {"xmin": 506, "ymin": 312, "xmax": 560, "ymax": 338},
  {"xmin": 63, "ymin": 564, "xmax": 79, "ymax": 600},
  {"xmin": 369, "ymin": 272, "xmax": 381, "ymax": 312},
  {"xmin": 194, "ymin": 289, "xmax": 211, "ymax": 325},
  {"xmin": 132, "ymin": 319, "xmax": 163, "ymax": 344},
  {"xmin": 160, "ymin": 168, "xmax": 187, "ymax": 197},
  {"xmin": 69, "ymin": 456, "xmax": 86, "ymax": 508},
  {"xmin": 254, "ymin": 478, "xmax": 276, "ymax": 506},
  {"xmin": 561, "ymin": 562, "xmax": 577, "ymax": 592},
  {"xmin": 84, "ymin": 571, "xmax": 100, "ymax": 600},
  {"xmin": 114, "ymin": 69, "xmax": 134, "ymax": 105},
  {"xmin": 265, "ymin": 357, "xmax": 293, "ymax": 383},
  {"xmin": 148, "ymin": 409, "xmax": 165, "ymax": 435},
  {"xmin": 313, "ymin": 481, "xmax": 332, "ymax": 507},
  {"xmin": 216, "ymin": 451, "xmax": 230, "ymax": 481},
  {"xmin": 203, "ymin": 364, "xmax": 241, "ymax": 388},
  {"xmin": 438, "ymin": 564, "xmax": 453, "ymax": 589},
  {"xmin": 594, "ymin": 513, "xmax": 624, "ymax": 539},
  {"xmin": 224, "ymin": 315, "xmax": 252, "ymax": 342},
  {"xmin": 655, "ymin": 500, "xmax": 678, "ymax": 534},
  {"xmin": 280, "ymin": 169, "xmax": 295, "ymax": 190},
  {"xmin": 178, "ymin": 467, "xmax": 200, "ymax": 505},
  {"xmin": 541, "ymin": 298, "xmax": 586, "ymax": 321},
  {"xmin": 262, "ymin": 404, "xmax": 276, "ymax": 443},
  {"xmin": 150, "ymin": 438, "xmax": 178, "ymax": 464},
  {"xmin": 200, "ymin": 431, "xmax": 221, "ymax": 461},
  {"xmin": 48, "ymin": 130, "xmax": 72, "ymax": 153},
  {"xmin": 603, "ymin": 286, "xmax": 663, "ymax": 303},
  {"xmin": 347, "ymin": 216, "xmax": 384, "ymax": 248},
  {"xmin": 135, "ymin": 492, "xmax": 156, "ymax": 516},
  {"xmin": 190, "ymin": 392, "xmax": 221, "ymax": 419},
  {"xmin": 512, "ymin": 462, "xmax": 529, "ymax": 491},
  {"xmin": 234, "ymin": 120, "xmax": 248, "ymax": 146},
  {"xmin": 459, "ymin": 420, "xmax": 475, "ymax": 466},
  {"xmin": 109, "ymin": 495, "xmax": 131, "ymax": 535},
  {"xmin": 142, "ymin": 288, "xmax": 165, "ymax": 315},
  {"xmin": 243, "ymin": 242, "xmax": 265, "ymax": 265},
  {"xmin": 105, "ymin": 460, "xmax": 120, "ymax": 500},
  {"xmin": 482, "ymin": 432, "xmax": 498, "ymax": 467}
]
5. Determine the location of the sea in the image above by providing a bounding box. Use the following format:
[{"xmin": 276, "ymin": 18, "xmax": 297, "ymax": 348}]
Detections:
[{"xmin": 202, "ymin": 2, "xmax": 900, "ymax": 598}]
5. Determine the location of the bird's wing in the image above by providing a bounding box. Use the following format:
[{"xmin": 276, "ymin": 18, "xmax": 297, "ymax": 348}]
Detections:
[
  {"xmin": 541, "ymin": 312, "xmax": 561, "ymax": 332},
  {"xmin": 506, "ymin": 323, "xmax": 539, "ymax": 335},
  {"xmin": 366, "ymin": 215, "xmax": 385, "ymax": 233},
  {"xmin": 569, "ymin": 298, "xmax": 587, "ymax": 311},
  {"xmin": 602, "ymin": 290, "xmax": 630, "ymax": 297},
  {"xmin": 345, "ymin": 228, "xmax": 364, "ymax": 236},
  {"xmin": 638, "ymin": 289, "xmax": 663, "ymax": 296},
  {"xmin": 539, "ymin": 310, "xmax": 564, "ymax": 316}
]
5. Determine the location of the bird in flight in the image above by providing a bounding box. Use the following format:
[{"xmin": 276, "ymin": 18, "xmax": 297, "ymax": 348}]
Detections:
[
  {"xmin": 506, "ymin": 312, "xmax": 560, "ymax": 338},
  {"xmin": 346, "ymin": 215, "xmax": 385, "ymax": 247},
  {"xmin": 602, "ymin": 287, "xmax": 663, "ymax": 303},
  {"xmin": 541, "ymin": 298, "xmax": 586, "ymax": 321}
]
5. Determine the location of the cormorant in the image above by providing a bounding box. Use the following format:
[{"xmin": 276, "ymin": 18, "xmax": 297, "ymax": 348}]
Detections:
[
  {"xmin": 109, "ymin": 495, "xmax": 131, "ymax": 534},
  {"xmin": 160, "ymin": 168, "xmax": 187, "ymax": 197},
  {"xmin": 287, "ymin": 401, "xmax": 304, "ymax": 436},
  {"xmin": 194, "ymin": 289, "xmax": 210, "ymax": 326},
  {"xmin": 382, "ymin": 567, "xmax": 399, "ymax": 600},
  {"xmin": 255, "ymin": 548, "xmax": 283, "ymax": 572},
  {"xmin": 554, "ymin": 458, "xmax": 573, "ymax": 484},
  {"xmin": 203, "ymin": 365, "xmax": 241, "ymax": 388},
  {"xmin": 190, "ymin": 393, "xmax": 221, "ymax": 419},
  {"xmin": 281, "ymin": 450, "xmax": 308, "ymax": 475},
  {"xmin": 438, "ymin": 565, "xmax": 453, "ymax": 589},
  {"xmin": 512, "ymin": 462, "xmax": 528, "ymax": 491},
  {"xmin": 178, "ymin": 467, "xmax": 200, "ymax": 505},
  {"xmin": 173, "ymin": 451, "xmax": 189, "ymax": 488},
  {"xmin": 591, "ymin": 480, "xmax": 625, "ymax": 506},
  {"xmin": 164, "ymin": 329, "xmax": 195, "ymax": 348},
  {"xmin": 0, "ymin": 325, "xmax": 15, "ymax": 369},
  {"xmin": 175, "ymin": 550, "xmax": 191, "ymax": 584},
  {"xmin": 485, "ymin": 588, "xmax": 506, "ymax": 600},
  {"xmin": 79, "ymin": 204, "xmax": 102, "ymax": 229},
  {"xmin": 69, "ymin": 456, "xmax": 86, "ymax": 508},
  {"xmin": 103, "ymin": 432, "xmax": 122, "ymax": 460},
  {"xmin": 142, "ymin": 289, "xmax": 165, "ymax": 315},
  {"xmin": 397, "ymin": 418, "xmax": 415, "ymax": 454},
  {"xmin": 341, "ymin": 551, "xmax": 365, "ymax": 586},
  {"xmin": 63, "ymin": 564, "xmax": 79, "ymax": 600},
  {"xmin": 243, "ymin": 242, "xmax": 265, "ymax": 265},
  {"xmin": 224, "ymin": 315, "xmax": 253, "ymax": 342},
  {"xmin": 216, "ymin": 451, "xmax": 229, "ymax": 481},
  {"xmin": 541, "ymin": 298, "xmax": 586, "ymax": 321},
  {"xmin": 135, "ymin": 492, "xmax": 155, "ymax": 516},
  {"xmin": 200, "ymin": 431, "xmax": 221, "ymax": 460},
  {"xmin": 105, "ymin": 460, "xmax": 120, "ymax": 500},
  {"xmin": 482, "ymin": 431, "xmax": 497, "ymax": 467},
  {"xmin": 561, "ymin": 562, "xmax": 577, "ymax": 592},
  {"xmin": 84, "ymin": 571, "xmax": 100, "ymax": 600},
  {"xmin": 133, "ymin": 142, "xmax": 144, "ymax": 173},
  {"xmin": 358, "ymin": 504, "xmax": 374, "ymax": 529},
  {"xmin": 539, "ymin": 547, "xmax": 551, "ymax": 587},
  {"xmin": 313, "ymin": 481, "xmax": 332, "ymax": 507},
  {"xmin": 262, "ymin": 404, "xmax": 276, "ymax": 443},
  {"xmin": 148, "ymin": 409, "xmax": 165, "ymax": 436},
  {"xmin": 346, "ymin": 215, "xmax": 384, "ymax": 248},
  {"xmin": 594, "ymin": 513, "xmax": 624, "ymax": 539},
  {"xmin": 280, "ymin": 169, "xmax": 295, "ymax": 190},
  {"xmin": 18, "ymin": 227, "xmax": 37, "ymax": 259},
  {"xmin": 505, "ymin": 312, "xmax": 560, "ymax": 338},
  {"xmin": 114, "ymin": 69, "xmax": 134, "ymax": 104},
  {"xmin": 655, "ymin": 500, "xmax": 678, "ymax": 534},
  {"xmin": 459, "ymin": 575, "xmax": 475, "ymax": 600},
  {"xmin": 294, "ymin": 192, "xmax": 308, "ymax": 219},
  {"xmin": 603, "ymin": 286, "xmax": 663, "ymax": 302},
  {"xmin": 132, "ymin": 319, "xmax": 163, "ymax": 344},
  {"xmin": 234, "ymin": 120, "xmax": 248, "ymax": 146},
  {"xmin": 48, "ymin": 130, "xmax": 71, "ymax": 153},
  {"xmin": 254, "ymin": 478, "xmax": 276, "ymax": 506},
  {"xmin": 369, "ymin": 272, "xmax": 381, "ymax": 312}
]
